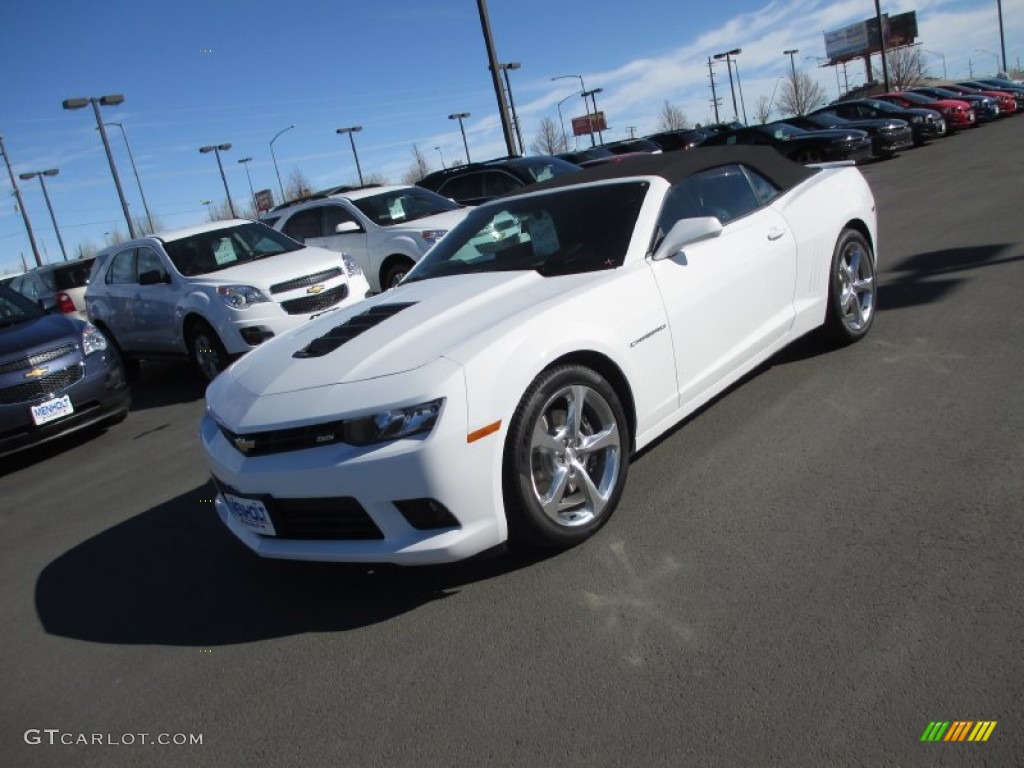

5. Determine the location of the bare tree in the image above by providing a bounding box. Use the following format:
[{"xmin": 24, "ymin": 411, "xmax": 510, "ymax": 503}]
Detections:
[
  {"xmin": 105, "ymin": 229, "xmax": 129, "ymax": 246},
  {"xmin": 133, "ymin": 213, "xmax": 165, "ymax": 235},
  {"xmin": 656, "ymin": 100, "xmax": 689, "ymax": 131},
  {"xmin": 530, "ymin": 116, "xmax": 568, "ymax": 155},
  {"xmin": 283, "ymin": 168, "xmax": 314, "ymax": 202},
  {"xmin": 879, "ymin": 46, "xmax": 925, "ymax": 90},
  {"xmin": 752, "ymin": 95, "xmax": 773, "ymax": 125},
  {"xmin": 206, "ymin": 199, "xmax": 237, "ymax": 222},
  {"xmin": 401, "ymin": 144, "xmax": 432, "ymax": 185},
  {"xmin": 777, "ymin": 70, "xmax": 827, "ymax": 117}
]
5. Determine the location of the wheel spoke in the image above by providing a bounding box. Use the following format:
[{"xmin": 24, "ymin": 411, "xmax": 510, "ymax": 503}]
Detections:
[
  {"xmin": 572, "ymin": 459, "xmax": 608, "ymax": 518},
  {"xmin": 539, "ymin": 466, "xmax": 571, "ymax": 516},
  {"xmin": 853, "ymin": 275, "xmax": 873, "ymax": 294},
  {"xmin": 847, "ymin": 247, "xmax": 861, "ymax": 279},
  {"xmin": 578, "ymin": 423, "xmax": 620, "ymax": 457},
  {"xmin": 566, "ymin": 385, "xmax": 587, "ymax": 439},
  {"xmin": 532, "ymin": 419, "xmax": 564, "ymax": 455}
]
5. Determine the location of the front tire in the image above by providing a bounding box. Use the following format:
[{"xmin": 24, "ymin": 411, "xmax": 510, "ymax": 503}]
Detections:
[
  {"xmin": 186, "ymin": 320, "xmax": 230, "ymax": 382},
  {"xmin": 795, "ymin": 147, "xmax": 823, "ymax": 164},
  {"xmin": 825, "ymin": 228, "xmax": 876, "ymax": 344},
  {"xmin": 382, "ymin": 258, "xmax": 415, "ymax": 290},
  {"xmin": 503, "ymin": 365, "xmax": 629, "ymax": 549}
]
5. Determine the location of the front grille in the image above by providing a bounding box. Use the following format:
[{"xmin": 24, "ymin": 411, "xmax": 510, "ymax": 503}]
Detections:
[
  {"xmin": 0, "ymin": 344, "xmax": 77, "ymax": 375},
  {"xmin": 294, "ymin": 302, "xmax": 417, "ymax": 358},
  {"xmin": 269, "ymin": 268, "xmax": 343, "ymax": 295},
  {"xmin": 214, "ymin": 479, "xmax": 383, "ymax": 540},
  {"xmin": 279, "ymin": 283, "xmax": 349, "ymax": 315},
  {"xmin": 0, "ymin": 363, "xmax": 84, "ymax": 404},
  {"xmin": 220, "ymin": 420, "xmax": 349, "ymax": 456}
]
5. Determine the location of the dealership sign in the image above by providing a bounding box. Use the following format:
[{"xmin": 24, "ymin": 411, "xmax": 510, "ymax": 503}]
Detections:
[
  {"xmin": 824, "ymin": 10, "xmax": 918, "ymax": 64},
  {"xmin": 571, "ymin": 112, "xmax": 608, "ymax": 137}
]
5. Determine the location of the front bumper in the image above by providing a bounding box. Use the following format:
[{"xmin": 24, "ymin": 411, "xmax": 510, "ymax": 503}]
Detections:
[
  {"xmin": 0, "ymin": 349, "xmax": 130, "ymax": 458},
  {"xmin": 873, "ymin": 129, "xmax": 914, "ymax": 155},
  {"xmin": 200, "ymin": 360, "xmax": 508, "ymax": 564}
]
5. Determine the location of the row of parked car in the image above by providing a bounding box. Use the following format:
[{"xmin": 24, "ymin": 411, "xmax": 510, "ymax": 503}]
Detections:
[{"xmin": 1, "ymin": 77, "xmax": 1019, "ymax": 460}]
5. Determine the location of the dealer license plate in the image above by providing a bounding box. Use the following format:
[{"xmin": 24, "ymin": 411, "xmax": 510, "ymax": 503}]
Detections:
[
  {"xmin": 31, "ymin": 395, "xmax": 74, "ymax": 426},
  {"xmin": 223, "ymin": 492, "xmax": 277, "ymax": 536}
]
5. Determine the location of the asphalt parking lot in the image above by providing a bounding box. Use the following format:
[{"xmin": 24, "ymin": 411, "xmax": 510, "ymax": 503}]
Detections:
[{"xmin": 2, "ymin": 118, "xmax": 1022, "ymax": 767}]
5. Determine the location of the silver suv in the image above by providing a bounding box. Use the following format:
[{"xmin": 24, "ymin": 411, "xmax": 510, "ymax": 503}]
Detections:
[
  {"xmin": 86, "ymin": 219, "xmax": 370, "ymax": 380},
  {"xmin": 262, "ymin": 185, "xmax": 469, "ymax": 292}
]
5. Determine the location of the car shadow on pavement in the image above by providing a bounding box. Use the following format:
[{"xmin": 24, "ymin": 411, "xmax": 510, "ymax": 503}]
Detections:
[
  {"xmin": 128, "ymin": 360, "xmax": 207, "ymax": 411},
  {"xmin": 879, "ymin": 242, "xmax": 1019, "ymax": 311},
  {"xmin": 35, "ymin": 481, "xmax": 550, "ymax": 646}
]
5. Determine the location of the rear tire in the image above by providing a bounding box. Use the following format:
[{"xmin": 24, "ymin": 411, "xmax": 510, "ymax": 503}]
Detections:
[
  {"xmin": 186, "ymin": 320, "xmax": 230, "ymax": 382},
  {"xmin": 382, "ymin": 258, "xmax": 415, "ymax": 290},
  {"xmin": 503, "ymin": 365, "xmax": 629, "ymax": 549},
  {"xmin": 825, "ymin": 229, "xmax": 876, "ymax": 345}
]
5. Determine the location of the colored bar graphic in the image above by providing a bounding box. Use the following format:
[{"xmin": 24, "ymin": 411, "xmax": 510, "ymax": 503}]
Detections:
[{"xmin": 921, "ymin": 721, "xmax": 996, "ymax": 742}]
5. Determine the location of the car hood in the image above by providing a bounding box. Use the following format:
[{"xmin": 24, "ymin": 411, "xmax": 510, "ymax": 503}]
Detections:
[
  {"xmin": 833, "ymin": 118, "xmax": 905, "ymax": 130},
  {"xmin": 224, "ymin": 270, "xmax": 593, "ymax": 395},
  {"xmin": 788, "ymin": 129, "xmax": 867, "ymax": 141},
  {"xmin": 186, "ymin": 246, "xmax": 346, "ymax": 288},
  {"xmin": 0, "ymin": 313, "xmax": 81, "ymax": 360}
]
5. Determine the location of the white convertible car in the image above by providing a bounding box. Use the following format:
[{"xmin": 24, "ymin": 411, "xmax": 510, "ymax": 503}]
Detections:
[{"xmin": 201, "ymin": 147, "xmax": 877, "ymax": 564}]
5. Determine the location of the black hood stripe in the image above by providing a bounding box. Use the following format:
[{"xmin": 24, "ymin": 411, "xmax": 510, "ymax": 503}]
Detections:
[{"xmin": 293, "ymin": 302, "xmax": 417, "ymax": 358}]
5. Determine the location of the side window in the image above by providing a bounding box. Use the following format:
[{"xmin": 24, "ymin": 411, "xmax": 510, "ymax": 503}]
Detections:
[
  {"xmin": 742, "ymin": 167, "xmax": 781, "ymax": 205},
  {"xmin": 657, "ymin": 164, "xmax": 762, "ymax": 231},
  {"xmin": 481, "ymin": 171, "xmax": 521, "ymax": 198},
  {"xmin": 106, "ymin": 249, "xmax": 137, "ymax": 285},
  {"xmin": 322, "ymin": 205, "xmax": 359, "ymax": 234},
  {"xmin": 136, "ymin": 247, "xmax": 168, "ymax": 282},
  {"xmin": 282, "ymin": 209, "xmax": 320, "ymax": 242},
  {"xmin": 438, "ymin": 174, "xmax": 483, "ymax": 204}
]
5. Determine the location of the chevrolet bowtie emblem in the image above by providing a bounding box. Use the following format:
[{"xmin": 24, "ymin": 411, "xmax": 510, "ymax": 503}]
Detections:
[
  {"xmin": 234, "ymin": 437, "xmax": 256, "ymax": 453},
  {"xmin": 306, "ymin": 284, "xmax": 326, "ymax": 295},
  {"xmin": 25, "ymin": 366, "xmax": 49, "ymax": 379}
]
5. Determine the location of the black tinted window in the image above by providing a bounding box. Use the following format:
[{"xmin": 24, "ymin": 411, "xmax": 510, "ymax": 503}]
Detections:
[
  {"xmin": 51, "ymin": 259, "xmax": 95, "ymax": 290},
  {"xmin": 106, "ymin": 249, "xmax": 137, "ymax": 284},
  {"xmin": 322, "ymin": 205, "xmax": 359, "ymax": 233},
  {"xmin": 282, "ymin": 209, "xmax": 321, "ymax": 242},
  {"xmin": 657, "ymin": 165, "xmax": 762, "ymax": 231}
]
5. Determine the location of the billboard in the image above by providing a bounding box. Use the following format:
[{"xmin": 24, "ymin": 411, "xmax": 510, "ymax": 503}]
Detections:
[
  {"xmin": 571, "ymin": 112, "xmax": 608, "ymax": 137},
  {"xmin": 254, "ymin": 189, "xmax": 275, "ymax": 213},
  {"xmin": 824, "ymin": 10, "xmax": 918, "ymax": 64}
]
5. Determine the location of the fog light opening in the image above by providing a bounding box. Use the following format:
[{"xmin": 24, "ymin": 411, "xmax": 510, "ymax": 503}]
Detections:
[
  {"xmin": 393, "ymin": 498, "xmax": 460, "ymax": 530},
  {"xmin": 240, "ymin": 326, "xmax": 275, "ymax": 346}
]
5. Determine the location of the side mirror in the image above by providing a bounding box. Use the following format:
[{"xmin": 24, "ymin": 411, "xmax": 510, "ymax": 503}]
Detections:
[
  {"xmin": 651, "ymin": 216, "xmax": 723, "ymax": 261},
  {"xmin": 334, "ymin": 221, "xmax": 362, "ymax": 234},
  {"xmin": 138, "ymin": 269, "xmax": 170, "ymax": 286}
]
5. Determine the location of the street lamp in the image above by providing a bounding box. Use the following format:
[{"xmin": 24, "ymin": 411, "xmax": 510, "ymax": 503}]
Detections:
[
  {"xmin": 556, "ymin": 92, "xmax": 577, "ymax": 151},
  {"xmin": 18, "ymin": 169, "xmax": 67, "ymax": 261},
  {"xmin": 199, "ymin": 143, "xmax": 236, "ymax": 218},
  {"xmin": 269, "ymin": 124, "xmax": 295, "ymax": 203},
  {"xmin": 335, "ymin": 126, "xmax": 365, "ymax": 186},
  {"xmin": 498, "ymin": 62, "xmax": 524, "ymax": 155},
  {"xmin": 448, "ymin": 113, "xmax": 471, "ymax": 164},
  {"xmin": 581, "ymin": 87, "xmax": 605, "ymax": 145},
  {"xmin": 62, "ymin": 94, "xmax": 136, "ymax": 238},
  {"xmin": 783, "ymin": 49, "xmax": 799, "ymax": 81},
  {"xmin": 103, "ymin": 122, "xmax": 155, "ymax": 234},
  {"xmin": 0, "ymin": 135, "xmax": 42, "ymax": 267},
  {"xmin": 434, "ymin": 146, "xmax": 446, "ymax": 169},
  {"xmin": 713, "ymin": 49, "xmax": 744, "ymax": 123},
  {"xmin": 552, "ymin": 74, "xmax": 595, "ymax": 147},
  {"xmin": 238, "ymin": 157, "xmax": 256, "ymax": 213}
]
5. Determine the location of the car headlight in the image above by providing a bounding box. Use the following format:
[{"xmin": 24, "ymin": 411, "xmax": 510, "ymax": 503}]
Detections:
[
  {"xmin": 81, "ymin": 322, "xmax": 109, "ymax": 356},
  {"xmin": 342, "ymin": 255, "xmax": 363, "ymax": 277},
  {"xmin": 420, "ymin": 229, "xmax": 448, "ymax": 244},
  {"xmin": 342, "ymin": 399, "xmax": 444, "ymax": 446},
  {"xmin": 216, "ymin": 285, "xmax": 269, "ymax": 309}
]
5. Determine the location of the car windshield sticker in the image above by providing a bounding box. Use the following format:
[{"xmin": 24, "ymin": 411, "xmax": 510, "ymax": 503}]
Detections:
[
  {"xmin": 213, "ymin": 238, "xmax": 237, "ymax": 266},
  {"xmin": 528, "ymin": 212, "xmax": 559, "ymax": 257}
]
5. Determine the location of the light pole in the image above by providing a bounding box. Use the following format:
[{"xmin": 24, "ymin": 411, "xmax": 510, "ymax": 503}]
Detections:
[
  {"xmin": 269, "ymin": 124, "xmax": 295, "ymax": 204},
  {"xmin": 335, "ymin": 126, "xmax": 365, "ymax": 186},
  {"xmin": 0, "ymin": 134, "xmax": 42, "ymax": 267},
  {"xmin": 475, "ymin": 0, "xmax": 517, "ymax": 158},
  {"xmin": 104, "ymin": 122, "xmax": 155, "ymax": 234},
  {"xmin": 784, "ymin": 49, "xmax": 799, "ymax": 81},
  {"xmin": 19, "ymin": 169, "xmax": 67, "ymax": 261},
  {"xmin": 581, "ymin": 87, "xmax": 605, "ymax": 145},
  {"xmin": 767, "ymin": 76, "xmax": 786, "ymax": 121},
  {"xmin": 996, "ymin": 0, "xmax": 1007, "ymax": 73},
  {"xmin": 62, "ymin": 94, "xmax": 136, "ymax": 238},
  {"xmin": 201, "ymin": 199, "xmax": 214, "ymax": 221},
  {"xmin": 556, "ymin": 92, "xmax": 577, "ymax": 150},
  {"xmin": 199, "ymin": 143, "xmax": 236, "ymax": 218},
  {"xmin": 238, "ymin": 157, "xmax": 256, "ymax": 213},
  {"xmin": 713, "ymin": 49, "xmax": 742, "ymax": 122},
  {"xmin": 498, "ymin": 62, "xmax": 524, "ymax": 155},
  {"xmin": 448, "ymin": 113, "xmax": 471, "ymax": 164},
  {"xmin": 435, "ymin": 146, "xmax": 446, "ymax": 169},
  {"xmin": 873, "ymin": 0, "xmax": 891, "ymax": 92},
  {"xmin": 552, "ymin": 74, "xmax": 595, "ymax": 147},
  {"xmin": 920, "ymin": 49, "xmax": 947, "ymax": 79}
]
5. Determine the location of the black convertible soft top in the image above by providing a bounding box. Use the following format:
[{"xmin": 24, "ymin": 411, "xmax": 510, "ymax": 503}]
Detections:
[{"xmin": 518, "ymin": 145, "xmax": 817, "ymax": 197}]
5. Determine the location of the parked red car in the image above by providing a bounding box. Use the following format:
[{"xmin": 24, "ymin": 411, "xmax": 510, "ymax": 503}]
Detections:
[
  {"xmin": 876, "ymin": 91, "xmax": 976, "ymax": 130},
  {"xmin": 942, "ymin": 84, "xmax": 1018, "ymax": 116}
]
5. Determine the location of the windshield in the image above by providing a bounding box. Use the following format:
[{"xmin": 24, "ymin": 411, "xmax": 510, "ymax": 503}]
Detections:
[
  {"xmin": 405, "ymin": 182, "xmax": 648, "ymax": 284},
  {"xmin": 162, "ymin": 222, "xmax": 303, "ymax": 276},
  {"xmin": 0, "ymin": 284, "xmax": 46, "ymax": 328},
  {"xmin": 759, "ymin": 123, "xmax": 806, "ymax": 139},
  {"xmin": 897, "ymin": 92, "xmax": 933, "ymax": 105},
  {"xmin": 809, "ymin": 113, "xmax": 845, "ymax": 127},
  {"xmin": 351, "ymin": 187, "xmax": 460, "ymax": 226},
  {"xmin": 516, "ymin": 157, "xmax": 580, "ymax": 183}
]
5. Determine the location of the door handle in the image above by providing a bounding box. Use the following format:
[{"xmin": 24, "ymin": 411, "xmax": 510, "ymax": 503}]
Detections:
[{"xmin": 767, "ymin": 227, "xmax": 786, "ymax": 241}]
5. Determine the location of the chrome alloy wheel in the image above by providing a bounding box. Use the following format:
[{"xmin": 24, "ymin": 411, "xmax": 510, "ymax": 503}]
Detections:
[
  {"xmin": 836, "ymin": 237, "xmax": 875, "ymax": 334},
  {"xmin": 191, "ymin": 328, "xmax": 224, "ymax": 381},
  {"xmin": 527, "ymin": 384, "xmax": 622, "ymax": 527}
]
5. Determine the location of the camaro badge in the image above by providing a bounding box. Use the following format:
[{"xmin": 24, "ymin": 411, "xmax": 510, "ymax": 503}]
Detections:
[
  {"xmin": 306, "ymin": 284, "xmax": 326, "ymax": 295},
  {"xmin": 24, "ymin": 366, "xmax": 49, "ymax": 379}
]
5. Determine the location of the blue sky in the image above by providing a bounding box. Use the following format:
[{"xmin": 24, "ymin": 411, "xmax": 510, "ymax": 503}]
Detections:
[{"xmin": 0, "ymin": 0, "xmax": 1019, "ymax": 275}]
